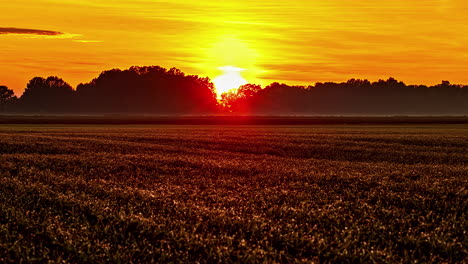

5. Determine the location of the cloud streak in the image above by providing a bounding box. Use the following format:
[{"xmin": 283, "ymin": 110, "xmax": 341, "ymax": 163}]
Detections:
[{"xmin": 0, "ymin": 27, "xmax": 63, "ymax": 36}]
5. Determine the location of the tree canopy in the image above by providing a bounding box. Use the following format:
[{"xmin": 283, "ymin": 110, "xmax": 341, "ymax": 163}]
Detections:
[
  {"xmin": 0, "ymin": 85, "xmax": 16, "ymax": 112},
  {"xmin": 75, "ymin": 66, "xmax": 217, "ymax": 114},
  {"xmin": 2, "ymin": 66, "xmax": 467, "ymax": 115}
]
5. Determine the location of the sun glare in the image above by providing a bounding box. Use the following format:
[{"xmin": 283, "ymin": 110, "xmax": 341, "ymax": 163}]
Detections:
[{"xmin": 213, "ymin": 66, "xmax": 248, "ymax": 97}]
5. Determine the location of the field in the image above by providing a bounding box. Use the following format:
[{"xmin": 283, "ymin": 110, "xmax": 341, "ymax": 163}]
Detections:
[{"xmin": 0, "ymin": 124, "xmax": 466, "ymax": 263}]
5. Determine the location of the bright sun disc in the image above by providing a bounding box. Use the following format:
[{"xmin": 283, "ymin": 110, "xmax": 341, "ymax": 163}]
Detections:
[{"xmin": 213, "ymin": 66, "xmax": 248, "ymax": 97}]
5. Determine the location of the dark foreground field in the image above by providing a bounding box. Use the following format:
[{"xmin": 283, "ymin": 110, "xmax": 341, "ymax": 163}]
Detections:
[{"xmin": 0, "ymin": 124, "xmax": 466, "ymax": 263}]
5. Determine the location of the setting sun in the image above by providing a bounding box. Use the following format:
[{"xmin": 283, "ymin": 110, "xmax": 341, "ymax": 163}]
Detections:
[{"xmin": 213, "ymin": 66, "xmax": 248, "ymax": 97}]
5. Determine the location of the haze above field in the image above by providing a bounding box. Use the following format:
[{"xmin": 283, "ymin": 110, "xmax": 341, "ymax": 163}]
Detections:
[{"xmin": 2, "ymin": 0, "xmax": 468, "ymax": 95}]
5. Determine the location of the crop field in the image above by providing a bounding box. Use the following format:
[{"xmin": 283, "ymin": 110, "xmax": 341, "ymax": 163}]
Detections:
[{"xmin": 0, "ymin": 124, "xmax": 466, "ymax": 263}]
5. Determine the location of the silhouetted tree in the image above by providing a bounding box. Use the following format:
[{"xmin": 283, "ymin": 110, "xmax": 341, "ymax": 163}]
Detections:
[
  {"xmin": 0, "ymin": 85, "xmax": 15, "ymax": 112},
  {"xmin": 7, "ymin": 66, "xmax": 468, "ymax": 115},
  {"xmin": 256, "ymin": 83, "xmax": 310, "ymax": 114},
  {"xmin": 76, "ymin": 66, "xmax": 218, "ymax": 114},
  {"xmin": 20, "ymin": 76, "xmax": 74, "ymax": 113},
  {"xmin": 221, "ymin": 84, "xmax": 261, "ymax": 113},
  {"xmin": 220, "ymin": 78, "xmax": 468, "ymax": 115}
]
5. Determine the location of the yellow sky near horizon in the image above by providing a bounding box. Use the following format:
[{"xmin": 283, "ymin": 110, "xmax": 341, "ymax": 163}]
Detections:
[{"xmin": 1, "ymin": 0, "xmax": 468, "ymax": 95}]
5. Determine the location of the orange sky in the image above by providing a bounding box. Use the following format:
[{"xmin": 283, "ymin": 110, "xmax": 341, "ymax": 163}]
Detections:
[{"xmin": 2, "ymin": 0, "xmax": 468, "ymax": 95}]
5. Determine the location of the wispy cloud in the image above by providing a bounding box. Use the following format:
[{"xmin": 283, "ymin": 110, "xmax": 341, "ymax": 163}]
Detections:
[
  {"xmin": 1, "ymin": 27, "xmax": 100, "ymax": 42},
  {"xmin": 0, "ymin": 27, "xmax": 63, "ymax": 36},
  {"xmin": 24, "ymin": 33, "xmax": 83, "ymax": 40},
  {"xmin": 72, "ymin": 39, "xmax": 103, "ymax": 43}
]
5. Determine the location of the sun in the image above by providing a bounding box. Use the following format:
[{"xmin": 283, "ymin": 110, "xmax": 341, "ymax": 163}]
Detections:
[{"xmin": 213, "ymin": 66, "xmax": 248, "ymax": 97}]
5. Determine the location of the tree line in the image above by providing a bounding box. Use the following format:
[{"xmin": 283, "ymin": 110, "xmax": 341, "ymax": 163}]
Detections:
[{"xmin": 1, "ymin": 66, "xmax": 467, "ymax": 115}]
